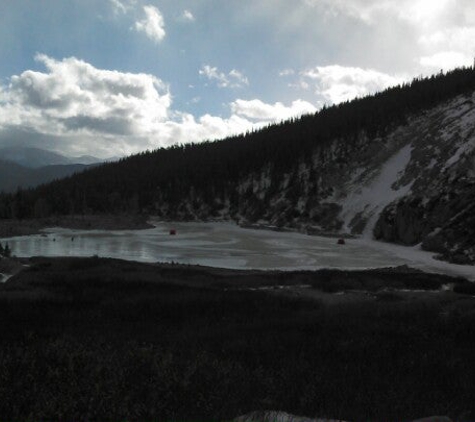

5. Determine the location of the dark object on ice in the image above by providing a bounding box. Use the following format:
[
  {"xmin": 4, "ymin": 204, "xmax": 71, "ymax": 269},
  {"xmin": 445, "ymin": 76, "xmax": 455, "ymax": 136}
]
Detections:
[
  {"xmin": 337, "ymin": 238, "xmax": 345, "ymax": 245},
  {"xmin": 169, "ymin": 229, "xmax": 176, "ymax": 235}
]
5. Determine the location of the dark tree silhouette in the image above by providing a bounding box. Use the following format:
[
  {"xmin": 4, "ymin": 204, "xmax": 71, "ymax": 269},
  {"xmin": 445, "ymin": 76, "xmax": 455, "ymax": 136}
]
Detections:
[{"xmin": 0, "ymin": 66, "xmax": 474, "ymax": 220}]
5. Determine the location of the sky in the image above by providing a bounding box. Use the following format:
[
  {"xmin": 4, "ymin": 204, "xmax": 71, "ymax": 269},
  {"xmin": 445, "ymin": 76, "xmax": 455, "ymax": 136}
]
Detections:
[{"xmin": 0, "ymin": 0, "xmax": 474, "ymax": 159}]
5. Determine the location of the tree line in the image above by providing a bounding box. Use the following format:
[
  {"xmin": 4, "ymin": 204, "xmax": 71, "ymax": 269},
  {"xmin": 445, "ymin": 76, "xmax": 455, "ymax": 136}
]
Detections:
[{"xmin": 1, "ymin": 66, "xmax": 475, "ymax": 220}]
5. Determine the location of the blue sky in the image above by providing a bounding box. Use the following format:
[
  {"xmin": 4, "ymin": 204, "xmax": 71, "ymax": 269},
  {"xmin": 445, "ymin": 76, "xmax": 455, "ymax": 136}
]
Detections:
[{"xmin": 0, "ymin": 0, "xmax": 474, "ymax": 158}]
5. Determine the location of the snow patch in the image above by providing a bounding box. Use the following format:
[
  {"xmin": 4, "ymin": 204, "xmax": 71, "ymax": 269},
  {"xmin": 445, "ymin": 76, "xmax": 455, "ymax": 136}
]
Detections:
[
  {"xmin": 339, "ymin": 144, "xmax": 414, "ymax": 237},
  {"xmin": 443, "ymin": 138, "xmax": 475, "ymax": 169},
  {"xmin": 426, "ymin": 158, "xmax": 437, "ymax": 169}
]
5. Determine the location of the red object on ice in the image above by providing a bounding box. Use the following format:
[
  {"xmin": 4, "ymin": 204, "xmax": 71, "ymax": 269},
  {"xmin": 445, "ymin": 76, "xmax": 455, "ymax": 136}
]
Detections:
[
  {"xmin": 337, "ymin": 238, "xmax": 345, "ymax": 245},
  {"xmin": 169, "ymin": 229, "xmax": 176, "ymax": 235}
]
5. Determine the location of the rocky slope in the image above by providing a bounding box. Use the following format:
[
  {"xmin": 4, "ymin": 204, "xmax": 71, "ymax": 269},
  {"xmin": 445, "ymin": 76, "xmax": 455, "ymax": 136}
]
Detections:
[
  {"xmin": 154, "ymin": 93, "xmax": 475, "ymax": 264},
  {"xmin": 234, "ymin": 411, "xmax": 452, "ymax": 422},
  {"xmin": 2, "ymin": 72, "xmax": 474, "ymax": 264}
]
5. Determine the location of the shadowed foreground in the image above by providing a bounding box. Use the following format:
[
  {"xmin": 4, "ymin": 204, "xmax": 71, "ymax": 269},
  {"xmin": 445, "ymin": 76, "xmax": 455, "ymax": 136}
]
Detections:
[{"xmin": 0, "ymin": 257, "xmax": 474, "ymax": 421}]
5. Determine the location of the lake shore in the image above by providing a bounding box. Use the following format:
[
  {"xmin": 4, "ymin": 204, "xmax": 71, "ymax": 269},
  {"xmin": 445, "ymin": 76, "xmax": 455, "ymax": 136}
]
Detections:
[
  {"xmin": 0, "ymin": 214, "xmax": 153, "ymax": 238},
  {"xmin": 2, "ymin": 219, "xmax": 474, "ymax": 281}
]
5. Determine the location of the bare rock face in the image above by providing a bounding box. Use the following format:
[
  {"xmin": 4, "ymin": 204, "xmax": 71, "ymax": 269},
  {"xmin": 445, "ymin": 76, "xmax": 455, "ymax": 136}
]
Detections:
[
  {"xmin": 374, "ymin": 177, "xmax": 475, "ymax": 264},
  {"xmin": 373, "ymin": 198, "xmax": 428, "ymax": 245},
  {"xmin": 155, "ymin": 92, "xmax": 475, "ymax": 264}
]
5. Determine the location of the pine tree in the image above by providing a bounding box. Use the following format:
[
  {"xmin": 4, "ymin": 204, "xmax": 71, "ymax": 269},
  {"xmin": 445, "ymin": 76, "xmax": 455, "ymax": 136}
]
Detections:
[{"xmin": 3, "ymin": 243, "xmax": 11, "ymax": 258}]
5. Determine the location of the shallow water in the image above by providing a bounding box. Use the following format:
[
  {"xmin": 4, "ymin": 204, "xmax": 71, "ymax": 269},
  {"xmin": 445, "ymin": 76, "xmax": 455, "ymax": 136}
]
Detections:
[{"xmin": 3, "ymin": 221, "xmax": 474, "ymax": 280}]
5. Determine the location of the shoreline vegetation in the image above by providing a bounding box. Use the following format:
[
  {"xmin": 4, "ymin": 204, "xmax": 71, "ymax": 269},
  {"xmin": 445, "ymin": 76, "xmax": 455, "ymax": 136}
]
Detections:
[
  {"xmin": 1, "ymin": 256, "xmax": 475, "ymax": 420},
  {"xmin": 0, "ymin": 215, "xmax": 358, "ymax": 241},
  {"xmin": 0, "ymin": 214, "xmax": 154, "ymax": 238}
]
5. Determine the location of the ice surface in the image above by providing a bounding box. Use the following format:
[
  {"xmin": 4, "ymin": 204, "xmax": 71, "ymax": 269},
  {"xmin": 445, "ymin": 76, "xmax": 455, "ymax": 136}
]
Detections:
[{"xmin": 3, "ymin": 221, "xmax": 474, "ymax": 280}]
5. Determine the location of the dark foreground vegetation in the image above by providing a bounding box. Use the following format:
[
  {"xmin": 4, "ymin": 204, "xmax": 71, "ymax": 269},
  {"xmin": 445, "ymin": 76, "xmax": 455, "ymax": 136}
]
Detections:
[{"xmin": 1, "ymin": 257, "xmax": 475, "ymax": 421}]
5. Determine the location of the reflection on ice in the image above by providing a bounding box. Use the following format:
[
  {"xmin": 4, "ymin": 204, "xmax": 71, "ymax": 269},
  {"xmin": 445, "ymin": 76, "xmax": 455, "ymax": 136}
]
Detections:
[{"xmin": 2, "ymin": 221, "xmax": 474, "ymax": 280}]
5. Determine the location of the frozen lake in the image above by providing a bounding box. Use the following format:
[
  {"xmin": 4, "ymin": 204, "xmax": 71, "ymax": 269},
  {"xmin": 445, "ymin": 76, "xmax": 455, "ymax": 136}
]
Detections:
[{"xmin": 2, "ymin": 221, "xmax": 474, "ymax": 280}]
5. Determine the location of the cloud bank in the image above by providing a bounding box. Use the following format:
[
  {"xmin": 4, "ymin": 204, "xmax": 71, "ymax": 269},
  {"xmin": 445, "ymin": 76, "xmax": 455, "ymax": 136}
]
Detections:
[
  {"xmin": 299, "ymin": 65, "xmax": 405, "ymax": 104},
  {"xmin": 0, "ymin": 55, "xmax": 315, "ymax": 157}
]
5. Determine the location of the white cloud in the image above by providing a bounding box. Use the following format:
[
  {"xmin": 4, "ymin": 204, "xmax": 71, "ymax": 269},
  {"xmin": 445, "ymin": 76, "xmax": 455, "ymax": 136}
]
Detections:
[
  {"xmin": 160, "ymin": 112, "xmax": 256, "ymax": 146},
  {"xmin": 231, "ymin": 99, "xmax": 316, "ymax": 122},
  {"xmin": 199, "ymin": 65, "xmax": 249, "ymax": 88},
  {"xmin": 418, "ymin": 27, "xmax": 475, "ymax": 58},
  {"xmin": 109, "ymin": 0, "xmax": 137, "ymax": 16},
  {"xmin": 0, "ymin": 54, "xmax": 171, "ymax": 156},
  {"xmin": 279, "ymin": 69, "xmax": 295, "ymax": 77},
  {"xmin": 300, "ymin": 65, "xmax": 405, "ymax": 104},
  {"xmin": 109, "ymin": 0, "xmax": 128, "ymax": 14},
  {"xmin": 305, "ymin": 0, "xmax": 474, "ymax": 52},
  {"xmin": 304, "ymin": 0, "xmax": 454, "ymax": 26},
  {"xmin": 419, "ymin": 52, "xmax": 473, "ymax": 71},
  {"xmin": 135, "ymin": 5, "xmax": 166, "ymax": 43},
  {"xmin": 0, "ymin": 54, "xmax": 318, "ymax": 157},
  {"xmin": 181, "ymin": 10, "xmax": 195, "ymax": 22}
]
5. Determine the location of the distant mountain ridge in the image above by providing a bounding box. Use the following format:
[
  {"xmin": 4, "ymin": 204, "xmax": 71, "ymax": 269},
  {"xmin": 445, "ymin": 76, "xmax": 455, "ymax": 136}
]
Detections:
[
  {"xmin": 0, "ymin": 160, "xmax": 92, "ymax": 193},
  {"xmin": 1, "ymin": 67, "xmax": 474, "ymax": 264},
  {"xmin": 0, "ymin": 147, "xmax": 109, "ymax": 192},
  {"xmin": 0, "ymin": 147, "xmax": 103, "ymax": 168}
]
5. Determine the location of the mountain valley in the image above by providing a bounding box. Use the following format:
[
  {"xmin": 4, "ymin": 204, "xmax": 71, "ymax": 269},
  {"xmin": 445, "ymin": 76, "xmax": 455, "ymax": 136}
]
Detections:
[{"xmin": 2, "ymin": 68, "xmax": 473, "ymax": 264}]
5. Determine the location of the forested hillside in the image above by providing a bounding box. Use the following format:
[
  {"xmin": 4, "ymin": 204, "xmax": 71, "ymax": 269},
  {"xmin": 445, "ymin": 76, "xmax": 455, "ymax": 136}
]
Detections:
[{"xmin": 1, "ymin": 67, "xmax": 475, "ymax": 263}]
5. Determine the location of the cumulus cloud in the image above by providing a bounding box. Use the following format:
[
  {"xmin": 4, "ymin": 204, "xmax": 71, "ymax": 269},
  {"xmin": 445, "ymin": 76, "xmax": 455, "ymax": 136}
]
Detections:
[
  {"xmin": 300, "ymin": 65, "xmax": 405, "ymax": 104},
  {"xmin": 231, "ymin": 99, "xmax": 316, "ymax": 122},
  {"xmin": 135, "ymin": 5, "xmax": 166, "ymax": 43},
  {"xmin": 180, "ymin": 10, "xmax": 195, "ymax": 22},
  {"xmin": 419, "ymin": 52, "xmax": 473, "ymax": 71},
  {"xmin": 109, "ymin": 0, "xmax": 130, "ymax": 15},
  {"xmin": 0, "ymin": 54, "xmax": 170, "ymax": 155},
  {"xmin": 158, "ymin": 112, "xmax": 256, "ymax": 147},
  {"xmin": 279, "ymin": 69, "xmax": 295, "ymax": 77},
  {"xmin": 0, "ymin": 54, "xmax": 318, "ymax": 157},
  {"xmin": 199, "ymin": 65, "xmax": 249, "ymax": 88}
]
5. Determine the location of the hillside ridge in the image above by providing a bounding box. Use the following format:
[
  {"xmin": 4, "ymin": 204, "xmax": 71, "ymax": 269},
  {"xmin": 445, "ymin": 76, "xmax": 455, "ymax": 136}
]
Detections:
[{"xmin": 1, "ymin": 67, "xmax": 474, "ymax": 263}]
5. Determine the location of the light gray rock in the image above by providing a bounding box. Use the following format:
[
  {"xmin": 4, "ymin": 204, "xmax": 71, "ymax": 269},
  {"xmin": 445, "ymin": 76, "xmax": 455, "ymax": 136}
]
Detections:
[
  {"xmin": 233, "ymin": 410, "xmax": 348, "ymax": 422},
  {"xmin": 412, "ymin": 417, "xmax": 453, "ymax": 422},
  {"xmin": 233, "ymin": 411, "xmax": 453, "ymax": 422}
]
